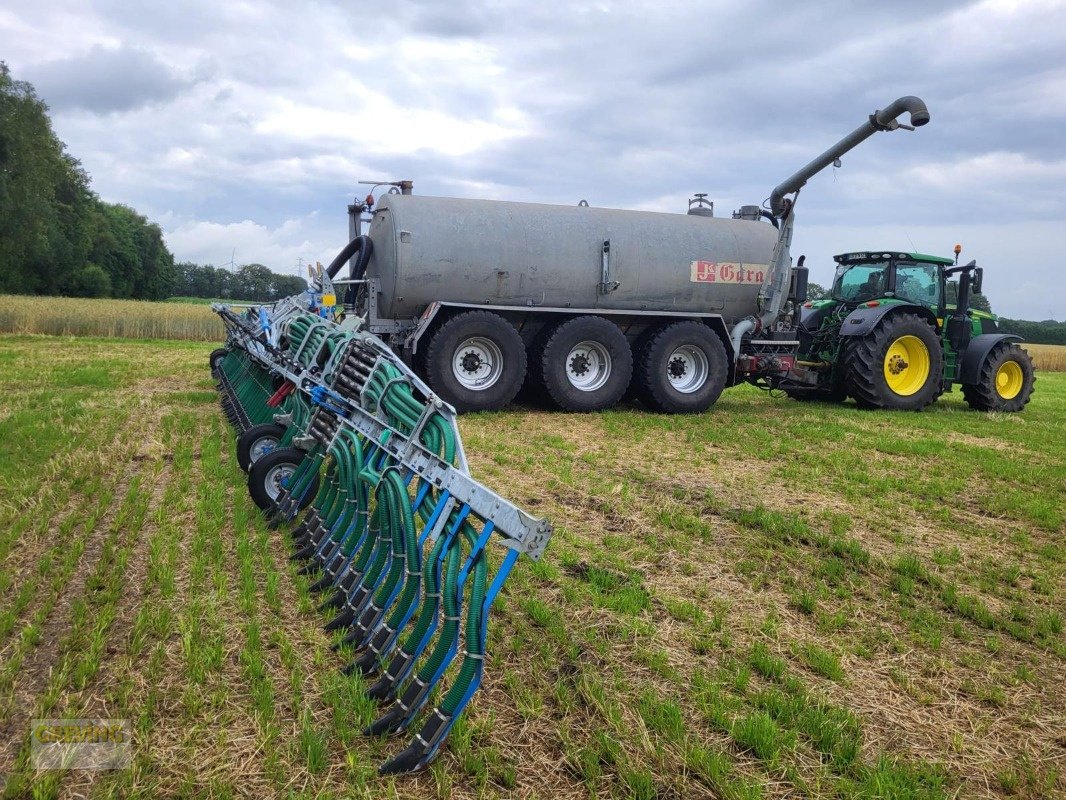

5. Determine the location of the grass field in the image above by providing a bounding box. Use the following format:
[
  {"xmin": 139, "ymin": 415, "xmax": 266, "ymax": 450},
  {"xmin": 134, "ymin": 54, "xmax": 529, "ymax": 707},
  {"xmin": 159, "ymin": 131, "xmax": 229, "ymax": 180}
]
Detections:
[{"xmin": 0, "ymin": 334, "xmax": 1062, "ymax": 799}]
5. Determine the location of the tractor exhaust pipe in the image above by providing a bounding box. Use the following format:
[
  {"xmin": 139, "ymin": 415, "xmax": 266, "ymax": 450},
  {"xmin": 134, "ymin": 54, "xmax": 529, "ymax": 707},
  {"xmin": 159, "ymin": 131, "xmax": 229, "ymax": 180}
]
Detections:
[{"xmin": 769, "ymin": 96, "xmax": 930, "ymax": 217}]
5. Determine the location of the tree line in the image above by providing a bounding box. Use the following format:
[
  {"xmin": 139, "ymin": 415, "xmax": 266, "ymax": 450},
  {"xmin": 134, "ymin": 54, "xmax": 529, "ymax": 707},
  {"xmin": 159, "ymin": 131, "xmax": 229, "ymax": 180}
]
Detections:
[
  {"xmin": 172, "ymin": 262, "xmax": 308, "ymax": 302},
  {"xmin": 0, "ymin": 62, "xmax": 304, "ymax": 302}
]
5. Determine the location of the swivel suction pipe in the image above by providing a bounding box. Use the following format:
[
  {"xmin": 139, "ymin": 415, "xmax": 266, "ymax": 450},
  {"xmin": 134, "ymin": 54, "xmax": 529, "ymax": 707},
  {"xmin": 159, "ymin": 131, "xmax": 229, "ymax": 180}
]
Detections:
[{"xmin": 769, "ymin": 96, "xmax": 930, "ymax": 218}]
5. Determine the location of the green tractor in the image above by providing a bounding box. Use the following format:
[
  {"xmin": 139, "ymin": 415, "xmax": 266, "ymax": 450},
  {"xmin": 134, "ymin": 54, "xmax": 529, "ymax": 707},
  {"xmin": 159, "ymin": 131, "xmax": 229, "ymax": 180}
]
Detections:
[{"xmin": 782, "ymin": 249, "xmax": 1035, "ymax": 412}]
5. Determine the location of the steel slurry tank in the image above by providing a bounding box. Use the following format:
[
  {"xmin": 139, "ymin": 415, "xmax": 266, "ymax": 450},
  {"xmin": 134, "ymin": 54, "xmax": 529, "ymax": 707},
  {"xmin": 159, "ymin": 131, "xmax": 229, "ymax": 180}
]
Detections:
[
  {"xmin": 360, "ymin": 194, "xmax": 780, "ymax": 416},
  {"xmin": 365, "ymin": 194, "xmax": 778, "ymax": 321}
]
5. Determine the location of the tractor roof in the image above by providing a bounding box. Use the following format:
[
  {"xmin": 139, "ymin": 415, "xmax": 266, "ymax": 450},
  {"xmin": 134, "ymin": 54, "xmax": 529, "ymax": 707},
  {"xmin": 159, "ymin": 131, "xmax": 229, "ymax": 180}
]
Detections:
[{"xmin": 833, "ymin": 251, "xmax": 955, "ymax": 266}]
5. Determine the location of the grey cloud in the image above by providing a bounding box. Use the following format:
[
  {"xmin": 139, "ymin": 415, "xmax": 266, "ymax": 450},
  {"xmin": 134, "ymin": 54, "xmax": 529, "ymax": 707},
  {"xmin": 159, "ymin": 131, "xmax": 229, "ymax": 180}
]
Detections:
[{"xmin": 26, "ymin": 44, "xmax": 192, "ymax": 113}]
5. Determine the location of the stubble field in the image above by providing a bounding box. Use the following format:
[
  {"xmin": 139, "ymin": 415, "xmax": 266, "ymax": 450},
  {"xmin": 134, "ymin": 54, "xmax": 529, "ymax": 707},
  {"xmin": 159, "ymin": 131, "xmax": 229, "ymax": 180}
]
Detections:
[{"xmin": 0, "ymin": 334, "xmax": 1062, "ymax": 799}]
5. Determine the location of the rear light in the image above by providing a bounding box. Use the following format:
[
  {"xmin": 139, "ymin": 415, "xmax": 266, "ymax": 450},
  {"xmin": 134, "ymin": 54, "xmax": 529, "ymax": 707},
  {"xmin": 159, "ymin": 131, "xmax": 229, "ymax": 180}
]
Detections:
[{"xmin": 865, "ymin": 300, "xmax": 880, "ymax": 307}]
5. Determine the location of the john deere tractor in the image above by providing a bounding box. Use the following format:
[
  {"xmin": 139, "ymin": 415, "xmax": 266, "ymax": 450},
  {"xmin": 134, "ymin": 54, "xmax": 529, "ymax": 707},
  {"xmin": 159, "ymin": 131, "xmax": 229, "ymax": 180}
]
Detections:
[{"xmin": 782, "ymin": 249, "xmax": 1035, "ymax": 412}]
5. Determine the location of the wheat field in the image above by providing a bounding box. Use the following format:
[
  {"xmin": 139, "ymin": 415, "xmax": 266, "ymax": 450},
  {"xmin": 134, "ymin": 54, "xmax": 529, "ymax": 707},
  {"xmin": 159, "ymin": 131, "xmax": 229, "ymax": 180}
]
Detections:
[{"xmin": 0, "ymin": 295, "xmax": 223, "ymax": 341}]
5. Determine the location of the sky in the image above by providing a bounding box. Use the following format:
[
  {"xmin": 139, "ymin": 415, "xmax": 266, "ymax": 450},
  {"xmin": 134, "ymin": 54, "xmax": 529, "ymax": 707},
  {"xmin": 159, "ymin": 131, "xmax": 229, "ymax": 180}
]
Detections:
[{"xmin": 2, "ymin": 0, "xmax": 1064, "ymax": 319}]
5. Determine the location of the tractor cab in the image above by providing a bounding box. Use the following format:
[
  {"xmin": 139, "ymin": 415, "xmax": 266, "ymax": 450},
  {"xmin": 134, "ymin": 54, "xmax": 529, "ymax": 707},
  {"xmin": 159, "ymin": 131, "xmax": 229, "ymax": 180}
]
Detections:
[{"xmin": 830, "ymin": 251, "xmax": 953, "ymax": 312}]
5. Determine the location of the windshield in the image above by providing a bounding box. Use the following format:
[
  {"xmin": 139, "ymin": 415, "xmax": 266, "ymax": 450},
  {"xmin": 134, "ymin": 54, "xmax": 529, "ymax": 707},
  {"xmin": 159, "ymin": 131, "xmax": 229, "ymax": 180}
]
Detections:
[
  {"xmin": 832, "ymin": 262, "xmax": 888, "ymax": 302},
  {"xmin": 895, "ymin": 262, "xmax": 941, "ymax": 307}
]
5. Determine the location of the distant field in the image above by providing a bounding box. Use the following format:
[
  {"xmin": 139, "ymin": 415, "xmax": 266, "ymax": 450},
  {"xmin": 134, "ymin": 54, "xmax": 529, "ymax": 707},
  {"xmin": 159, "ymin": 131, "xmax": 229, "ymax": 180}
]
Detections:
[
  {"xmin": 0, "ymin": 334, "xmax": 1061, "ymax": 799},
  {"xmin": 0, "ymin": 294, "xmax": 222, "ymax": 341},
  {"xmin": 1022, "ymin": 343, "xmax": 1066, "ymax": 371}
]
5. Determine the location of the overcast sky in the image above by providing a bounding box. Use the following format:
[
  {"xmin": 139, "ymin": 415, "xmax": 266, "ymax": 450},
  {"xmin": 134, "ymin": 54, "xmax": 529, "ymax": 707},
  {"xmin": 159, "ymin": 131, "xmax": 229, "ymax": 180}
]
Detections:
[{"xmin": 3, "ymin": 0, "xmax": 1064, "ymax": 318}]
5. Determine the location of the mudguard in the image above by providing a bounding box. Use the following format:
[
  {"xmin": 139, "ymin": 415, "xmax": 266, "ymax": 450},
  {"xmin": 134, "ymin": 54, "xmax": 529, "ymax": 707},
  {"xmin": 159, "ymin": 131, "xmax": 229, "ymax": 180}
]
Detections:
[
  {"xmin": 958, "ymin": 333, "xmax": 1021, "ymax": 385},
  {"xmin": 838, "ymin": 302, "xmax": 937, "ymax": 338}
]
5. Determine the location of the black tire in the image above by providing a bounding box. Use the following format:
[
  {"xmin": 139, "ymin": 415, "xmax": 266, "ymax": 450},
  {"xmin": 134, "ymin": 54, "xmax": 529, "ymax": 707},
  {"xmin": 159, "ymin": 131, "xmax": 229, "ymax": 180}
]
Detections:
[
  {"xmin": 209, "ymin": 348, "xmax": 229, "ymax": 374},
  {"xmin": 783, "ymin": 386, "xmax": 848, "ymax": 403},
  {"xmin": 247, "ymin": 448, "xmax": 318, "ymax": 512},
  {"xmin": 422, "ymin": 311, "xmax": 526, "ymax": 412},
  {"xmin": 844, "ymin": 312, "xmax": 943, "ymax": 411},
  {"xmin": 537, "ymin": 316, "xmax": 632, "ymax": 412},
  {"xmin": 962, "ymin": 342, "xmax": 1035, "ymax": 412},
  {"xmin": 634, "ymin": 321, "xmax": 728, "ymax": 414},
  {"xmin": 237, "ymin": 423, "xmax": 287, "ymax": 472},
  {"xmin": 518, "ymin": 324, "xmax": 556, "ymax": 406}
]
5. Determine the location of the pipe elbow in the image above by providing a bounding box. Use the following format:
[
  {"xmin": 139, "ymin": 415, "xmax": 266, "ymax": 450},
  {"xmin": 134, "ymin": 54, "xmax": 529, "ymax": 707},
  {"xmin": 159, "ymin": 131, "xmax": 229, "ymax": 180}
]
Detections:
[{"xmin": 875, "ymin": 96, "xmax": 930, "ymax": 129}]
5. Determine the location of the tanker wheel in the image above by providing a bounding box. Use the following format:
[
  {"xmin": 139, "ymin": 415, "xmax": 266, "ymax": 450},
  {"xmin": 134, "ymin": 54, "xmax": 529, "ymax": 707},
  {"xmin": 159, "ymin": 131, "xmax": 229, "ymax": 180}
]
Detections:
[
  {"xmin": 635, "ymin": 321, "xmax": 728, "ymax": 414},
  {"xmin": 210, "ymin": 347, "xmax": 229, "ymax": 374},
  {"xmin": 961, "ymin": 342, "xmax": 1035, "ymax": 412},
  {"xmin": 538, "ymin": 316, "xmax": 632, "ymax": 412},
  {"xmin": 423, "ymin": 311, "xmax": 526, "ymax": 412},
  {"xmin": 844, "ymin": 312, "xmax": 943, "ymax": 411},
  {"xmin": 247, "ymin": 447, "xmax": 317, "ymax": 512},
  {"xmin": 236, "ymin": 422, "xmax": 287, "ymax": 472}
]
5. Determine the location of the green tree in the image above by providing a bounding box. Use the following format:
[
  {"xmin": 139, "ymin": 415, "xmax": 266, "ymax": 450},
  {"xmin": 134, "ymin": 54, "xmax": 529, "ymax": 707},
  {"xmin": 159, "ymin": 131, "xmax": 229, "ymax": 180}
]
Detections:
[
  {"xmin": 806, "ymin": 282, "xmax": 828, "ymax": 301},
  {"xmin": 0, "ymin": 62, "xmax": 176, "ymax": 300}
]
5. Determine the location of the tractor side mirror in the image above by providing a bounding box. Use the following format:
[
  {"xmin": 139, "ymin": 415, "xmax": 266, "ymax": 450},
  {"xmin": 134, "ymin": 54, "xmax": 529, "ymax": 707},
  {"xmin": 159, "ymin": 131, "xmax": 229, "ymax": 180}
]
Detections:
[{"xmin": 971, "ymin": 267, "xmax": 984, "ymax": 295}]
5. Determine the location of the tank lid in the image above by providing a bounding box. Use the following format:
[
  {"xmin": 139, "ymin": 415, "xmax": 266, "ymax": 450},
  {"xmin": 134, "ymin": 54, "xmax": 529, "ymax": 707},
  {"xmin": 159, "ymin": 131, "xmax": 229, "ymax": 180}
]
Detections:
[
  {"xmin": 687, "ymin": 193, "xmax": 714, "ymax": 217},
  {"xmin": 732, "ymin": 205, "xmax": 762, "ymax": 222}
]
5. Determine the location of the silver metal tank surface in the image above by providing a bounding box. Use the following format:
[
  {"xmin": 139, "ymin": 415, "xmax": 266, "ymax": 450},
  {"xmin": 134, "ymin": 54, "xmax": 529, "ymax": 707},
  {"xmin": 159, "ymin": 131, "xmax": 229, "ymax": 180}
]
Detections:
[{"xmin": 366, "ymin": 194, "xmax": 779, "ymax": 322}]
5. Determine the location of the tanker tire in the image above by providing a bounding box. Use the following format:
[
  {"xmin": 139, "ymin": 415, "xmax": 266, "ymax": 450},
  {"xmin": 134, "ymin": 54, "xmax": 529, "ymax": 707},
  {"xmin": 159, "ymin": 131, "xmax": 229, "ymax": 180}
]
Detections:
[
  {"xmin": 423, "ymin": 311, "xmax": 526, "ymax": 413},
  {"xmin": 236, "ymin": 422, "xmax": 287, "ymax": 472},
  {"xmin": 248, "ymin": 448, "xmax": 318, "ymax": 512},
  {"xmin": 209, "ymin": 348, "xmax": 229, "ymax": 374},
  {"xmin": 520, "ymin": 325, "xmax": 555, "ymax": 406},
  {"xmin": 961, "ymin": 342, "xmax": 1035, "ymax": 412},
  {"xmin": 539, "ymin": 316, "xmax": 632, "ymax": 412},
  {"xmin": 844, "ymin": 312, "xmax": 943, "ymax": 411},
  {"xmin": 635, "ymin": 321, "xmax": 728, "ymax": 414}
]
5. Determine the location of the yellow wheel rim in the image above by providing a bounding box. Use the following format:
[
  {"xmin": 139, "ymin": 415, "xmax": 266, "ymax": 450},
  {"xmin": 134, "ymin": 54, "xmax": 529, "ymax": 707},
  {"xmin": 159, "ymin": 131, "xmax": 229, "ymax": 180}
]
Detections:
[
  {"xmin": 883, "ymin": 335, "xmax": 931, "ymax": 396},
  {"xmin": 995, "ymin": 360, "xmax": 1024, "ymax": 399}
]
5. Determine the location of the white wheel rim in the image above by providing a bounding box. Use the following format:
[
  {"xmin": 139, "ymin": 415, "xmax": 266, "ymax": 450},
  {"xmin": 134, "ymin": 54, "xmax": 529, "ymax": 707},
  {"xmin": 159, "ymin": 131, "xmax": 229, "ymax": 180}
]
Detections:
[
  {"xmin": 452, "ymin": 337, "xmax": 504, "ymax": 390},
  {"xmin": 566, "ymin": 340, "xmax": 612, "ymax": 392},
  {"xmin": 264, "ymin": 463, "xmax": 295, "ymax": 501},
  {"xmin": 666, "ymin": 345, "xmax": 709, "ymax": 394},
  {"xmin": 250, "ymin": 436, "xmax": 279, "ymax": 464}
]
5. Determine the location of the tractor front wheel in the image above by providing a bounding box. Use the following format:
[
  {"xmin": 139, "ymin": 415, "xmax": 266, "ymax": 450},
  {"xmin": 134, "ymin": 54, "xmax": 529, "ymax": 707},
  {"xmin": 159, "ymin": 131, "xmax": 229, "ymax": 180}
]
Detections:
[
  {"xmin": 845, "ymin": 312, "xmax": 943, "ymax": 411},
  {"xmin": 962, "ymin": 342, "xmax": 1035, "ymax": 412}
]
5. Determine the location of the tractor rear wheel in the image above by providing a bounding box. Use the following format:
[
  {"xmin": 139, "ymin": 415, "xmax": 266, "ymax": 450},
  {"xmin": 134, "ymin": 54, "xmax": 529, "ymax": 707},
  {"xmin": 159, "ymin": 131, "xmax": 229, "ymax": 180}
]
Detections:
[
  {"xmin": 962, "ymin": 342, "xmax": 1035, "ymax": 412},
  {"xmin": 635, "ymin": 321, "xmax": 728, "ymax": 413},
  {"xmin": 422, "ymin": 311, "xmax": 526, "ymax": 413},
  {"xmin": 537, "ymin": 316, "xmax": 632, "ymax": 411},
  {"xmin": 845, "ymin": 312, "xmax": 943, "ymax": 411},
  {"xmin": 237, "ymin": 422, "xmax": 287, "ymax": 472}
]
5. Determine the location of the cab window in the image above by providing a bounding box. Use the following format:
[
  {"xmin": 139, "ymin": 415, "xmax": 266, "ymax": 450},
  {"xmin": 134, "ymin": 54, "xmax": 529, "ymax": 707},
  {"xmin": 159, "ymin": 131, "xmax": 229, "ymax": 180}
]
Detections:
[
  {"xmin": 832, "ymin": 262, "xmax": 888, "ymax": 302},
  {"xmin": 894, "ymin": 262, "xmax": 941, "ymax": 307}
]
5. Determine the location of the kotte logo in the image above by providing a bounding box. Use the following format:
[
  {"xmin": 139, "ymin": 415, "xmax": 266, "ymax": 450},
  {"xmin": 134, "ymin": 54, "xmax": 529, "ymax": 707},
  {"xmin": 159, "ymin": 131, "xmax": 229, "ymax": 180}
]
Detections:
[{"xmin": 690, "ymin": 261, "xmax": 767, "ymax": 284}]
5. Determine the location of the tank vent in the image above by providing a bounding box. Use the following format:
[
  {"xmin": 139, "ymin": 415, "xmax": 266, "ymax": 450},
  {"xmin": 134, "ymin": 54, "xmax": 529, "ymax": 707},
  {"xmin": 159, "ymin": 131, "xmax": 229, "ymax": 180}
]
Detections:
[
  {"xmin": 732, "ymin": 205, "xmax": 762, "ymax": 222},
  {"xmin": 687, "ymin": 193, "xmax": 714, "ymax": 217}
]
